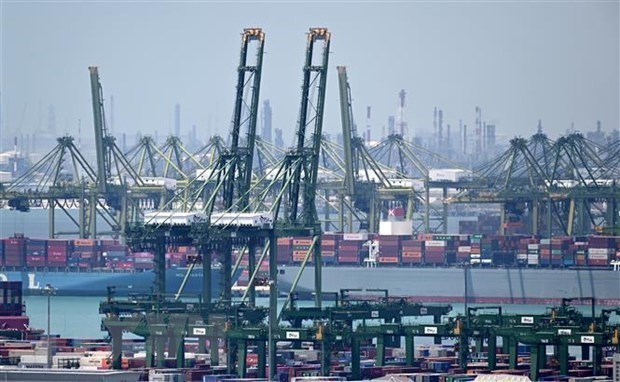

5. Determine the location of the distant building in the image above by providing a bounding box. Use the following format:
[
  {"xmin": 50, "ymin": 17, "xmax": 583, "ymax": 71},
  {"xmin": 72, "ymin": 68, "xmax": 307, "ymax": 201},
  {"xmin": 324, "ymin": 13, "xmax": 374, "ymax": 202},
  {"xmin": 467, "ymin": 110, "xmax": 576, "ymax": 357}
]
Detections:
[
  {"xmin": 261, "ymin": 100, "xmax": 272, "ymax": 143},
  {"xmin": 274, "ymin": 128, "xmax": 283, "ymax": 149},
  {"xmin": 586, "ymin": 121, "xmax": 606, "ymax": 146},
  {"xmin": 174, "ymin": 104, "xmax": 181, "ymax": 137}
]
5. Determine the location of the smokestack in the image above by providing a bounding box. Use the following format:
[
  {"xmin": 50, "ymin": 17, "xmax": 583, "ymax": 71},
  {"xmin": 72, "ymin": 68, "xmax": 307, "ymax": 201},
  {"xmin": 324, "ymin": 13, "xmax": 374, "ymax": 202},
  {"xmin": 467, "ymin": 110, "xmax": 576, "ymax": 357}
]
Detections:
[
  {"xmin": 174, "ymin": 103, "xmax": 181, "ymax": 137},
  {"xmin": 274, "ymin": 128, "xmax": 284, "ymax": 149},
  {"xmin": 438, "ymin": 109, "xmax": 443, "ymax": 148},
  {"xmin": 388, "ymin": 116, "xmax": 395, "ymax": 136},
  {"xmin": 397, "ymin": 90, "xmax": 407, "ymax": 137},
  {"xmin": 366, "ymin": 106, "xmax": 371, "ymax": 143},
  {"xmin": 262, "ymin": 100, "xmax": 272, "ymax": 143},
  {"xmin": 433, "ymin": 107, "xmax": 438, "ymax": 149},
  {"xmin": 13, "ymin": 136, "xmax": 18, "ymax": 176},
  {"xmin": 463, "ymin": 124, "xmax": 467, "ymax": 155}
]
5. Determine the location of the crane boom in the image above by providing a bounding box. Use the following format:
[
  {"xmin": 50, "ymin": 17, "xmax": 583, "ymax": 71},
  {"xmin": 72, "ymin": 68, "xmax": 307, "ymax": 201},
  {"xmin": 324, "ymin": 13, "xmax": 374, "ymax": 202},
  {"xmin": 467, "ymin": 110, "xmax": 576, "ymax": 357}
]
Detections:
[
  {"xmin": 337, "ymin": 66, "xmax": 356, "ymax": 196},
  {"xmin": 287, "ymin": 28, "xmax": 331, "ymax": 226},
  {"xmin": 89, "ymin": 66, "xmax": 108, "ymax": 193},
  {"xmin": 225, "ymin": 28, "xmax": 265, "ymax": 210}
]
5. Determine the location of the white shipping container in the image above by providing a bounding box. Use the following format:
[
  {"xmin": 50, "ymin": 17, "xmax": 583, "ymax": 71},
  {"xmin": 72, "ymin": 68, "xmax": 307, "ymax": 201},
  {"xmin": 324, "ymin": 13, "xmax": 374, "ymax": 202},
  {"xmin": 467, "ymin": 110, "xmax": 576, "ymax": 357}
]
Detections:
[
  {"xmin": 527, "ymin": 244, "xmax": 540, "ymax": 250},
  {"xmin": 343, "ymin": 233, "xmax": 368, "ymax": 241},
  {"xmin": 517, "ymin": 254, "xmax": 528, "ymax": 260},
  {"xmin": 425, "ymin": 240, "xmax": 446, "ymax": 247},
  {"xmin": 470, "ymin": 254, "xmax": 481, "ymax": 259},
  {"xmin": 470, "ymin": 259, "xmax": 481, "ymax": 264},
  {"xmin": 528, "ymin": 258, "xmax": 539, "ymax": 265},
  {"xmin": 458, "ymin": 246, "xmax": 472, "ymax": 252},
  {"xmin": 481, "ymin": 259, "xmax": 492, "ymax": 264},
  {"xmin": 527, "ymin": 254, "xmax": 539, "ymax": 261},
  {"xmin": 588, "ymin": 248, "xmax": 614, "ymax": 255},
  {"xmin": 588, "ymin": 253, "xmax": 609, "ymax": 260}
]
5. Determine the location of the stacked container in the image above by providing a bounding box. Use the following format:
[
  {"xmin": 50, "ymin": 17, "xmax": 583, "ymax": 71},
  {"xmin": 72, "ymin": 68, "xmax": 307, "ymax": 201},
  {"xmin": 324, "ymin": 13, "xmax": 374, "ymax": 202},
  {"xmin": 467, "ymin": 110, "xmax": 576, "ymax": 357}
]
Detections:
[
  {"xmin": 25, "ymin": 239, "xmax": 47, "ymax": 267},
  {"xmin": 588, "ymin": 236, "xmax": 615, "ymax": 266},
  {"xmin": 276, "ymin": 237, "xmax": 292, "ymax": 264},
  {"xmin": 292, "ymin": 237, "xmax": 313, "ymax": 263},
  {"xmin": 166, "ymin": 251, "xmax": 187, "ymax": 268},
  {"xmin": 539, "ymin": 238, "xmax": 551, "ymax": 266},
  {"xmin": 72, "ymin": 239, "xmax": 99, "ymax": 268},
  {"xmin": 401, "ymin": 239, "xmax": 424, "ymax": 265},
  {"xmin": 469, "ymin": 235, "xmax": 482, "ymax": 265},
  {"xmin": 47, "ymin": 239, "xmax": 71, "ymax": 267},
  {"xmin": 338, "ymin": 233, "xmax": 367, "ymax": 264},
  {"xmin": 523, "ymin": 238, "xmax": 540, "ymax": 267},
  {"xmin": 321, "ymin": 233, "xmax": 338, "ymax": 264},
  {"xmin": 133, "ymin": 252, "xmax": 154, "ymax": 270},
  {"xmin": 104, "ymin": 245, "xmax": 130, "ymax": 269},
  {"xmin": 0, "ymin": 239, "xmax": 4, "ymax": 266},
  {"xmin": 378, "ymin": 235, "xmax": 400, "ymax": 265},
  {"xmin": 551, "ymin": 237, "xmax": 571, "ymax": 266},
  {"xmin": 424, "ymin": 239, "xmax": 446, "ymax": 265},
  {"xmin": 479, "ymin": 237, "xmax": 498, "ymax": 265},
  {"xmin": 4, "ymin": 236, "xmax": 26, "ymax": 267},
  {"xmin": 574, "ymin": 237, "xmax": 588, "ymax": 266},
  {"xmin": 100, "ymin": 240, "xmax": 127, "ymax": 268}
]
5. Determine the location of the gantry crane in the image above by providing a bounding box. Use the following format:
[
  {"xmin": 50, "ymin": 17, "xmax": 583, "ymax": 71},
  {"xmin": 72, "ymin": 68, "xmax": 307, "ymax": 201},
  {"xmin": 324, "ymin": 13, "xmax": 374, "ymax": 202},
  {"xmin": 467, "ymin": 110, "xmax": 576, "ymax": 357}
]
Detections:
[
  {"xmin": 267, "ymin": 28, "xmax": 330, "ymax": 308},
  {"xmin": 0, "ymin": 68, "xmax": 148, "ymax": 239},
  {"xmin": 105, "ymin": 28, "xmax": 269, "ymax": 371},
  {"xmin": 335, "ymin": 66, "xmax": 392, "ymax": 233}
]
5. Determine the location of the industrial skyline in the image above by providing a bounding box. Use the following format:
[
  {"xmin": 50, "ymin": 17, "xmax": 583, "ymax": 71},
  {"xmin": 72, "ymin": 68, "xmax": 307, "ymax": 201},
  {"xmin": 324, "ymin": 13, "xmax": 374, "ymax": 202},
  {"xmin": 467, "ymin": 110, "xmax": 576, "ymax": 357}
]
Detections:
[{"xmin": 1, "ymin": 1, "xmax": 618, "ymax": 149}]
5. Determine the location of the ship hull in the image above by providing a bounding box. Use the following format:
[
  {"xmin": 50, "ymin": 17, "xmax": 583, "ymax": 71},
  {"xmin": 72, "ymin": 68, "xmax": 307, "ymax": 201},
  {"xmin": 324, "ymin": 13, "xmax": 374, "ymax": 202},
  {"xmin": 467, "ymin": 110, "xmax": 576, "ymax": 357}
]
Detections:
[
  {"xmin": 0, "ymin": 267, "xmax": 236, "ymax": 298},
  {"xmin": 276, "ymin": 265, "xmax": 620, "ymax": 305}
]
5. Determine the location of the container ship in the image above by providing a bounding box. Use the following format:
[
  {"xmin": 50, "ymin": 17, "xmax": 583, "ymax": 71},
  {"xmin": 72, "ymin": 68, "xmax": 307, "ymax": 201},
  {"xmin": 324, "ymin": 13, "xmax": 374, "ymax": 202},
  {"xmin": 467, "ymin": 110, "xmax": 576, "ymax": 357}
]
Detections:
[
  {"xmin": 3, "ymin": 228, "xmax": 620, "ymax": 303},
  {"xmin": 0, "ymin": 234, "xmax": 233, "ymax": 298},
  {"xmin": 274, "ymin": 232, "xmax": 620, "ymax": 305}
]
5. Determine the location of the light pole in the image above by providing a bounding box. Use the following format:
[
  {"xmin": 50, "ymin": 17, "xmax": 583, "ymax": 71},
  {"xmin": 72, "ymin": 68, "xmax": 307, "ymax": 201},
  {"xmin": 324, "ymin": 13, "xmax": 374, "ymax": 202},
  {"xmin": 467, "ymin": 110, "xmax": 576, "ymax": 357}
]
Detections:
[
  {"xmin": 267, "ymin": 279, "xmax": 275, "ymax": 381},
  {"xmin": 43, "ymin": 284, "xmax": 56, "ymax": 369}
]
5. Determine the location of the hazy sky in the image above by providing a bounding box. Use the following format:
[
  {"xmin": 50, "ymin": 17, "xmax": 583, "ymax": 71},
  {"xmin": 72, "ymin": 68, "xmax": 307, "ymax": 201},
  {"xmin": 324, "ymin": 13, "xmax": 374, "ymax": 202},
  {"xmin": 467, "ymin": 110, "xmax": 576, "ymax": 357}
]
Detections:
[{"xmin": 1, "ymin": 1, "xmax": 619, "ymax": 149}]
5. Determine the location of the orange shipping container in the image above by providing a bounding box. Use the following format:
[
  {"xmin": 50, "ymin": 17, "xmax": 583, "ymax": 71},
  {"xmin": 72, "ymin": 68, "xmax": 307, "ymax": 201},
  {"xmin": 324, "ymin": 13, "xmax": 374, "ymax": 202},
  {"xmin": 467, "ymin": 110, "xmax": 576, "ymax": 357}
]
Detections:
[
  {"xmin": 402, "ymin": 251, "xmax": 422, "ymax": 258},
  {"xmin": 293, "ymin": 239, "xmax": 313, "ymax": 246},
  {"xmin": 378, "ymin": 257, "xmax": 399, "ymax": 263}
]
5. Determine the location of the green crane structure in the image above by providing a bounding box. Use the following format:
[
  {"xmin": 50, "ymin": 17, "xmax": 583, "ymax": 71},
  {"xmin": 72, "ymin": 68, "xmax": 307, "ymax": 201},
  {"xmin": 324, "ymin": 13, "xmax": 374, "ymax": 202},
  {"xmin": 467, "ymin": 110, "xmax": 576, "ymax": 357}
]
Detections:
[
  {"xmin": 0, "ymin": 68, "xmax": 155, "ymax": 239},
  {"xmin": 267, "ymin": 28, "xmax": 330, "ymax": 310},
  {"xmin": 448, "ymin": 132, "xmax": 620, "ymax": 237}
]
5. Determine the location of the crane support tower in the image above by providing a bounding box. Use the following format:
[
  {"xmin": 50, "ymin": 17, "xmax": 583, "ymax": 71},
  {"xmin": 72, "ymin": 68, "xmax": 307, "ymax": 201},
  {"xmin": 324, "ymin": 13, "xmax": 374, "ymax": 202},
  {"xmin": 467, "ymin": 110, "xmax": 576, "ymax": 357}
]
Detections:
[{"xmin": 270, "ymin": 28, "xmax": 330, "ymax": 314}]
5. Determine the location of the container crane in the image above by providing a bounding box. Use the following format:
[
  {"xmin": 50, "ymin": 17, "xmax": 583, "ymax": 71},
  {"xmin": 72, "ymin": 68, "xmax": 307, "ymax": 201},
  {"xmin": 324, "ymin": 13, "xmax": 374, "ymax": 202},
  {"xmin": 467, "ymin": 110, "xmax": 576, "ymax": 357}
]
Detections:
[{"xmin": 268, "ymin": 28, "xmax": 330, "ymax": 312}]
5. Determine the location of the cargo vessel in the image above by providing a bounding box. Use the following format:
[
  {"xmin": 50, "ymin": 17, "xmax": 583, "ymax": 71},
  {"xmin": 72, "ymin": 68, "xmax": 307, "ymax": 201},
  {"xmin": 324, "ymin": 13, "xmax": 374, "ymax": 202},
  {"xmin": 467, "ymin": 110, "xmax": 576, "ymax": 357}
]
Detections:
[
  {"xmin": 273, "ymin": 232, "xmax": 620, "ymax": 305},
  {"xmin": 0, "ymin": 235, "xmax": 235, "ymax": 298}
]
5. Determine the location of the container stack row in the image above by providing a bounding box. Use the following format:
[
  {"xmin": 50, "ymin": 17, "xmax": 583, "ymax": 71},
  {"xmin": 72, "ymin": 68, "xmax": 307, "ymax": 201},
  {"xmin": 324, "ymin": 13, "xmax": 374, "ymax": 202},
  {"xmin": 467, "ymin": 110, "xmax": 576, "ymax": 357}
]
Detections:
[
  {"xmin": 273, "ymin": 233, "xmax": 620, "ymax": 269},
  {"xmin": 1, "ymin": 232, "xmax": 620, "ymax": 271}
]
